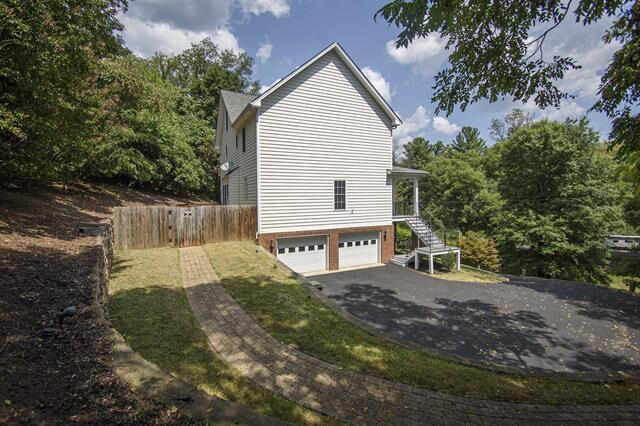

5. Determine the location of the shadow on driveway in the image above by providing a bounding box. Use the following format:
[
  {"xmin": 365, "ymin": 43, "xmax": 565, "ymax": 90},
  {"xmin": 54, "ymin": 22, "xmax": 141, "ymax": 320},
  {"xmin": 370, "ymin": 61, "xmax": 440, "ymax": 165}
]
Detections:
[{"xmin": 312, "ymin": 264, "xmax": 640, "ymax": 374}]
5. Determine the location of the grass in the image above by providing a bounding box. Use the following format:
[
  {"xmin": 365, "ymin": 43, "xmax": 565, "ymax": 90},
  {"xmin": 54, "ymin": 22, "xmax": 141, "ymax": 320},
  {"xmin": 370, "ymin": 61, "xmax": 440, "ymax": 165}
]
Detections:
[
  {"xmin": 108, "ymin": 247, "xmax": 331, "ymax": 425},
  {"xmin": 203, "ymin": 241, "xmax": 640, "ymax": 405},
  {"xmin": 422, "ymin": 265, "xmax": 507, "ymax": 284},
  {"xmin": 608, "ymin": 255, "xmax": 640, "ymax": 293}
]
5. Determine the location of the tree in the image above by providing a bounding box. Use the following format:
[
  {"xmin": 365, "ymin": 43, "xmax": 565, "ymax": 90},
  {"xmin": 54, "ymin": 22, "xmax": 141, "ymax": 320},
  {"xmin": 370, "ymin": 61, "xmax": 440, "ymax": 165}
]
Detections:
[
  {"xmin": 451, "ymin": 126, "xmax": 486, "ymax": 153},
  {"xmin": 489, "ymin": 108, "xmax": 533, "ymax": 142},
  {"xmin": 422, "ymin": 152, "xmax": 502, "ymax": 233},
  {"xmin": 494, "ymin": 119, "xmax": 622, "ymax": 283},
  {"xmin": 149, "ymin": 39, "xmax": 259, "ymax": 127},
  {"xmin": 376, "ymin": 1, "xmax": 639, "ymax": 159},
  {"xmin": 592, "ymin": 3, "xmax": 640, "ymax": 163},
  {"xmin": 86, "ymin": 55, "xmax": 215, "ymax": 195},
  {"xmin": 0, "ymin": 0, "xmax": 128, "ymax": 182}
]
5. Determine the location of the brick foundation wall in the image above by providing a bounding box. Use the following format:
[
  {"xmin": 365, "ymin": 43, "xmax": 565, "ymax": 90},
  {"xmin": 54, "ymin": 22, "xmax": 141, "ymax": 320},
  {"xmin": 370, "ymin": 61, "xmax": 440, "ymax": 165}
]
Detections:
[{"xmin": 257, "ymin": 224, "xmax": 394, "ymax": 270}]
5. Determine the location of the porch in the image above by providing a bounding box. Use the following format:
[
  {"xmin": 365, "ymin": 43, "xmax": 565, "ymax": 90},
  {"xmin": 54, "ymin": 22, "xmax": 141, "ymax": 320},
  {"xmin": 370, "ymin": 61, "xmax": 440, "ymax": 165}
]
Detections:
[{"xmin": 388, "ymin": 166, "xmax": 461, "ymax": 273}]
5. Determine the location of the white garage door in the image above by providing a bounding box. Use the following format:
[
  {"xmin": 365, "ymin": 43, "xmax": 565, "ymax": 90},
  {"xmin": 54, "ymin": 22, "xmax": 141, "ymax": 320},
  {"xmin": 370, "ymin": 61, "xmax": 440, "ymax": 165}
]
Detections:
[
  {"xmin": 339, "ymin": 231, "xmax": 379, "ymax": 268},
  {"xmin": 277, "ymin": 236, "xmax": 327, "ymax": 273}
]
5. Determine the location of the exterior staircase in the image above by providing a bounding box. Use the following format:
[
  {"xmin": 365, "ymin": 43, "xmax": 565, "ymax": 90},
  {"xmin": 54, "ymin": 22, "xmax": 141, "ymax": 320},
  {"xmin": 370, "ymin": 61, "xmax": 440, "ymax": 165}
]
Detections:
[
  {"xmin": 390, "ymin": 250, "xmax": 416, "ymax": 267},
  {"xmin": 404, "ymin": 216, "xmax": 448, "ymax": 252},
  {"xmin": 391, "ymin": 216, "xmax": 461, "ymax": 270}
]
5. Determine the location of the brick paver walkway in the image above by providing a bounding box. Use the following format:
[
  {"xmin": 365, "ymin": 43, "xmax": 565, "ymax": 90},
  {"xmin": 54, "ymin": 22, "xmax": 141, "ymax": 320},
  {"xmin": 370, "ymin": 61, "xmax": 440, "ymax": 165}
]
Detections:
[{"xmin": 179, "ymin": 246, "xmax": 640, "ymax": 424}]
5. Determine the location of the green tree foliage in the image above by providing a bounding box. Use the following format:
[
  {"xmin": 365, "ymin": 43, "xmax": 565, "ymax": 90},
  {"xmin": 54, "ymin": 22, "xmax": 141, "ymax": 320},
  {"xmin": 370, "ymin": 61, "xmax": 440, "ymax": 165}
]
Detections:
[
  {"xmin": 376, "ymin": 1, "xmax": 639, "ymax": 161},
  {"xmin": 494, "ymin": 119, "xmax": 622, "ymax": 283},
  {"xmin": 592, "ymin": 2, "xmax": 640, "ymax": 164},
  {"xmin": 451, "ymin": 126, "xmax": 486, "ymax": 153},
  {"xmin": 0, "ymin": 0, "xmax": 128, "ymax": 182},
  {"xmin": 422, "ymin": 151, "xmax": 502, "ymax": 233},
  {"xmin": 149, "ymin": 39, "xmax": 259, "ymax": 127},
  {"xmin": 458, "ymin": 232, "xmax": 501, "ymax": 272},
  {"xmin": 489, "ymin": 108, "xmax": 533, "ymax": 142},
  {"xmin": 402, "ymin": 137, "xmax": 445, "ymax": 168},
  {"xmin": 86, "ymin": 55, "xmax": 215, "ymax": 195}
]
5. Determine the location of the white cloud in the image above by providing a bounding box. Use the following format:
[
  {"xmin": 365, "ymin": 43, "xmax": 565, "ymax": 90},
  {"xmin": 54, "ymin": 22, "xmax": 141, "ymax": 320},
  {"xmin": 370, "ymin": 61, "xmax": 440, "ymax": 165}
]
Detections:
[
  {"xmin": 256, "ymin": 42, "xmax": 273, "ymax": 64},
  {"xmin": 120, "ymin": 15, "xmax": 243, "ymax": 58},
  {"xmin": 362, "ymin": 66, "xmax": 392, "ymax": 101},
  {"xmin": 239, "ymin": 0, "xmax": 290, "ymax": 17},
  {"xmin": 385, "ymin": 34, "xmax": 448, "ymax": 76},
  {"xmin": 432, "ymin": 116, "xmax": 461, "ymax": 135},
  {"xmin": 259, "ymin": 78, "xmax": 282, "ymax": 94},
  {"xmin": 394, "ymin": 105, "xmax": 431, "ymax": 145},
  {"xmin": 120, "ymin": 0, "xmax": 292, "ymax": 57}
]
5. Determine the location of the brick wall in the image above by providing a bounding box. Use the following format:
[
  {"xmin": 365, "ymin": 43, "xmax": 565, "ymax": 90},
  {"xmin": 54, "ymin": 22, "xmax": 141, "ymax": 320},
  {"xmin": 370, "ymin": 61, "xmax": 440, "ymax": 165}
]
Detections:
[{"xmin": 257, "ymin": 224, "xmax": 394, "ymax": 270}]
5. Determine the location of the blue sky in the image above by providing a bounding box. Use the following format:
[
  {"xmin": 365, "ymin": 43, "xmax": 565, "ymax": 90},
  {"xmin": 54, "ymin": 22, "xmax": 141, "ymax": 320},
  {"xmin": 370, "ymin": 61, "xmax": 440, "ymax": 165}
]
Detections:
[{"xmin": 119, "ymin": 0, "xmax": 619, "ymax": 146}]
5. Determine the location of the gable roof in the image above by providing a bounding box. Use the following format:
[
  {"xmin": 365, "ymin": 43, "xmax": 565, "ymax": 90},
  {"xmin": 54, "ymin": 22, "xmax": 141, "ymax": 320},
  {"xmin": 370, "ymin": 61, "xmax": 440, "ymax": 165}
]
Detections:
[
  {"xmin": 220, "ymin": 90, "xmax": 257, "ymax": 123},
  {"xmin": 233, "ymin": 41, "xmax": 402, "ymax": 128}
]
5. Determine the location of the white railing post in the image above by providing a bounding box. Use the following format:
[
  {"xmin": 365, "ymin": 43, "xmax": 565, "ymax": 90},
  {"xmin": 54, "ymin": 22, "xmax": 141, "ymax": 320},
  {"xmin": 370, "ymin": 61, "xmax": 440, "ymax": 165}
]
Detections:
[{"xmin": 413, "ymin": 177, "xmax": 419, "ymax": 216}]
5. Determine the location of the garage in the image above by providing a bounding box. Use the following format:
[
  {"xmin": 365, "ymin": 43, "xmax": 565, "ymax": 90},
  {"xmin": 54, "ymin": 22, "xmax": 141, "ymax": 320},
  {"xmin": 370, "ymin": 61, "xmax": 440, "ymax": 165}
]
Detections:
[
  {"xmin": 277, "ymin": 235, "xmax": 327, "ymax": 273},
  {"xmin": 339, "ymin": 231, "xmax": 379, "ymax": 268}
]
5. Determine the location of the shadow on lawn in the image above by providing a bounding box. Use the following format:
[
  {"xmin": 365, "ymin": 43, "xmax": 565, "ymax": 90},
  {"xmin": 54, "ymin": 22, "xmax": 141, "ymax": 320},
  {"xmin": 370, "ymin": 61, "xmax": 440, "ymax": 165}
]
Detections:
[
  {"xmin": 108, "ymin": 285, "xmax": 316, "ymax": 423},
  {"xmin": 327, "ymin": 282, "xmax": 639, "ymax": 374}
]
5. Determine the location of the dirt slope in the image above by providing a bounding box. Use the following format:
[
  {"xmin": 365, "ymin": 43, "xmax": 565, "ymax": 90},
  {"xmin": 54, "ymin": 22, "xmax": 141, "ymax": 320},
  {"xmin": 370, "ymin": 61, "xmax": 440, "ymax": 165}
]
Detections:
[{"xmin": 0, "ymin": 182, "xmax": 212, "ymax": 424}]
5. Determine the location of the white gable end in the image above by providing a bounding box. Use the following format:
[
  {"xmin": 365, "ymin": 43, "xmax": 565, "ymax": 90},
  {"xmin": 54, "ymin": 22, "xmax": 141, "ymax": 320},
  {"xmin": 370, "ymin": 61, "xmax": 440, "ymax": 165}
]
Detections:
[{"xmin": 257, "ymin": 50, "xmax": 393, "ymax": 233}]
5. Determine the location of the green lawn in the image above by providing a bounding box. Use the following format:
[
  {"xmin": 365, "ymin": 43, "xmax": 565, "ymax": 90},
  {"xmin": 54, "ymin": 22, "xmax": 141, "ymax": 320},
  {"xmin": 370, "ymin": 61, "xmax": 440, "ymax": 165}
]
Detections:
[
  {"xmin": 608, "ymin": 255, "xmax": 640, "ymax": 293},
  {"xmin": 108, "ymin": 247, "xmax": 331, "ymax": 425},
  {"xmin": 204, "ymin": 241, "xmax": 640, "ymax": 405},
  {"xmin": 421, "ymin": 264, "xmax": 507, "ymax": 283}
]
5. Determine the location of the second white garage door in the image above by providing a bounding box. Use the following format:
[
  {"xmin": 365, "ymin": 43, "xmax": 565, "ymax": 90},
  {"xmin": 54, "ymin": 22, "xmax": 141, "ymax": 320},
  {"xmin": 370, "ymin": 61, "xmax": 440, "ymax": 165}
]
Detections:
[
  {"xmin": 277, "ymin": 236, "xmax": 327, "ymax": 274},
  {"xmin": 339, "ymin": 231, "xmax": 379, "ymax": 268}
]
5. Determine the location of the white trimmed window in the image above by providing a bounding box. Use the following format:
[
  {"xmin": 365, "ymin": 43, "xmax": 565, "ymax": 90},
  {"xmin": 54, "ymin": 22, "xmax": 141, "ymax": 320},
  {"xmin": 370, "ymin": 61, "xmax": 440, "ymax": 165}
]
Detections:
[{"xmin": 334, "ymin": 180, "xmax": 346, "ymax": 210}]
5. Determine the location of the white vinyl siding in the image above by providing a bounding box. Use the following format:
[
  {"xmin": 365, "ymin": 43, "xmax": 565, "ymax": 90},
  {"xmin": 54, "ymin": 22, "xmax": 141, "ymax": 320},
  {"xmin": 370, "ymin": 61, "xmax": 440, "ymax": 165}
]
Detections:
[
  {"xmin": 258, "ymin": 51, "xmax": 393, "ymax": 233},
  {"xmin": 218, "ymin": 102, "xmax": 257, "ymax": 205}
]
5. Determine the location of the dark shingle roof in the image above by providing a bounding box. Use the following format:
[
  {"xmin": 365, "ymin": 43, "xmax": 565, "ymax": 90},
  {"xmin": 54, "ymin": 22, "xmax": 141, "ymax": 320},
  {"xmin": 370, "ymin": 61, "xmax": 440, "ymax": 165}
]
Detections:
[
  {"xmin": 389, "ymin": 166, "xmax": 429, "ymax": 175},
  {"xmin": 220, "ymin": 90, "xmax": 256, "ymax": 123}
]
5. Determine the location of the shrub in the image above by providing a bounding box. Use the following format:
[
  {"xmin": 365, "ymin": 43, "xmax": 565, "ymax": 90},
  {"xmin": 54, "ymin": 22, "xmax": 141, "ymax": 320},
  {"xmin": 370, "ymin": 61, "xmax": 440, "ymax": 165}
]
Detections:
[
  {"xmin": 458, "ymin": 231, "xmax": 501, "ymax": 272},
  {"xmin": 438, "ymin": 252, "xmax": 458, "ymax": 272},
  {"xmin": 396, "ymin": 224, "xmax": 412, "ymax": 251}
]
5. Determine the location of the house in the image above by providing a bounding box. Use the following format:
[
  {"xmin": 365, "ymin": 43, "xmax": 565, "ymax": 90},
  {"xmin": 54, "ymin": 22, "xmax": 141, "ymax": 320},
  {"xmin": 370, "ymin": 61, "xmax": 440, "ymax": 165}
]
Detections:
[{"xmin": 215, "ymin": 42, "xmax": 460, "ymax": 274}]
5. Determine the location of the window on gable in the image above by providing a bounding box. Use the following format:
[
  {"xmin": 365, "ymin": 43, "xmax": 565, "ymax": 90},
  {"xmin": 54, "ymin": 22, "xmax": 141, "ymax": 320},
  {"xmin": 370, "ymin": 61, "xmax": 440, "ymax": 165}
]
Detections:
[
  {"xmin": 334, "ymin": 180, "xmax": 346, "ymax": 210},
  {"xmin": 235, "ymin": 134, "xmax": 238, "ymax": 149},
  {"xmin": 225, "ymin": 144, "xmax": 228, "ymax": 157},
  {"xmin": 225, "ymin": 110, "xmax": 229, "ymax": 131},
  {"xmin": 242, "ymin": 127, "xmax": 246, "ymax": 152}
]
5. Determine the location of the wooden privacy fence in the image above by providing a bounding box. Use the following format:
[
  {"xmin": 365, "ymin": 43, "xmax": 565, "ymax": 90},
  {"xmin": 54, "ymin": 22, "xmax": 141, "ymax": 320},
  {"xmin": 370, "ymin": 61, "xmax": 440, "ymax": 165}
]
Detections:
[{"xmin": 113, "ymin": 205, "xmax": 257, "ymax": 250}]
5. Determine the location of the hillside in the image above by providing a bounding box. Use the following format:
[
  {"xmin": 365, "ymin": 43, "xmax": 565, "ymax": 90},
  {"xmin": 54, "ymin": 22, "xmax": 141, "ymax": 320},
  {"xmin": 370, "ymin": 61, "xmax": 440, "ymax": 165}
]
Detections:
[{"xmin": 0, "ymin": 182, "xmax": 212, "ymax": 423}]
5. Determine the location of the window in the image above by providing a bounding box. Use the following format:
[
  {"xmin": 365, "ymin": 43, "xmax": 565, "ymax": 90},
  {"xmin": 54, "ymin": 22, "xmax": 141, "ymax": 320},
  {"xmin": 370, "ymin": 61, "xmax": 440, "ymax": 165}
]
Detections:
[
  {"xmin": 371, "ymin": 239, "xmax": 376, "ymax": 245},
  {"xmin": 363, "ymin": 240, "xmax": 369, "ymax": 246},
  {"xmin": 334, "ymin": 180, "xmax": 346, "ymax": 210},
  {"xmin": 243, "ymin": 177, "xmax": 248, "ymax": 200},
  {"xmin": 339, "ymin": 242, "xmax": 345, "ymax": 248},
  {"xmin": 299, "ymin": 246, "xmax": 306, "ymax": 252},
  {"xmin": 308, "ymin": 245, "xmax": 315, "ymax": 251},
  {"xmin": 288, "ymin": 247, "xmax": 295, "ymax": 253},
  {"xmin": 242, "ymin": 127, "xmax": 246, "ymax": 152},
  {"xmin": 225, "ymin": 144, "xmax": 228, "ymax": 157},
  {"xmin": 278, "ymin": 248, "xmax": 285, "ymax": 254},
  {"xmin": 225, "ymin": 111, "xmax": 229, "ymax": 131},
  {"xmin": 318, "ymin": 244, "xmax": 324, "ymax": 250},
  {"xmin": 347, "ymin": 241, "xmax": 353, "ymax": 247},
  {"xmin": 235, "ymin": 134, "xmax": 238, "ymax": 149},
  {"xmin": 355, "ymin": 241, "xmax": 361, "ymax": 246}
]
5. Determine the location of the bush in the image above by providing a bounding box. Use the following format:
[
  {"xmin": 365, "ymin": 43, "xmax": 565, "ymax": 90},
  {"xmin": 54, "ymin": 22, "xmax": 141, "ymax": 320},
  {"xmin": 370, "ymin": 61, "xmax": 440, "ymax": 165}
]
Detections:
[
  {"xmin": 458, "ymin": 231, "xmax": 501, "ymax": 272},
  {"xmin": 396, "ymin": 224, "xmax": 412, "ymax": 251},
  {"xmin": 437, "ymin": 252, "xmax": 458, "ymax": 272}
]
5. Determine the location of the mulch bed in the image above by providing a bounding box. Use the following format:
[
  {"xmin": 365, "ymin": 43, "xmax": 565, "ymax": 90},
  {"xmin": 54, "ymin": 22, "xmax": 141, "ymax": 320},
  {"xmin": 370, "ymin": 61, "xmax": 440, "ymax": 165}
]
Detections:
[{"xmin": 0, "ymin": 182, "xmax": 209, "ymax": 424}]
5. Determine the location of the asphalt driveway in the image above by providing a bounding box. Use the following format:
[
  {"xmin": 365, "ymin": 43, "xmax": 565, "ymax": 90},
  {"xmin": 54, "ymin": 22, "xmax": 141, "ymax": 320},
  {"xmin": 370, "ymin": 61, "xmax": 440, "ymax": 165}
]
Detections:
[{"xmin": 311, "ymin": 264, "xmax": 640, "ymax": 374}]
